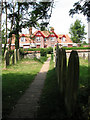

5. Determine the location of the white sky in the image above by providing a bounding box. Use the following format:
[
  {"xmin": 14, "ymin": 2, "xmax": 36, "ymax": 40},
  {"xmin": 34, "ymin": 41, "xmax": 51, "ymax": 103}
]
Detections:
[{"xmin": 48, "ymin": 0, "xmax": 88, "ymax": 42}]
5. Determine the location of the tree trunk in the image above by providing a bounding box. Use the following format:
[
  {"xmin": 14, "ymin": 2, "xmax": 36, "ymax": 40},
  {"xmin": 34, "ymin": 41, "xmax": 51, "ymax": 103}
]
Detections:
[
  {"xmin": 9, "ymin": 2, "xmax": 16, "ymax": 51},
  {"xmin": 4, "ymin": 0, "xmax": 7, "ymax": 53},
  {"xmin": 15, "ymin": 2, "xmax": 20, "ymax": 49}
]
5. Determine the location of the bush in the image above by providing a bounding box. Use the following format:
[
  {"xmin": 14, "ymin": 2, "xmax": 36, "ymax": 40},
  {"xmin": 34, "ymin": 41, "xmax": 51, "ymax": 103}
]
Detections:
[
  {"xmin": 19, "ymin": 48, "xmax": 25, "ymax": 58},
  {"xmin": 40, "ymin": 48, "xmax": 47, "ymax": 57},
  {"xmin": 62, "ymin": 47, "xmax": 90, "ymax": 50},
  {"xmin": 24, "ymin": 48, "xmax": 41, "ymax": 51},
  {"xmin": 51, "ymin": 53, "xmax": 53, "ymax": 60},
  {"xmin": 47, "ymin": 47, "xmax": 53, "ymax": 54}
]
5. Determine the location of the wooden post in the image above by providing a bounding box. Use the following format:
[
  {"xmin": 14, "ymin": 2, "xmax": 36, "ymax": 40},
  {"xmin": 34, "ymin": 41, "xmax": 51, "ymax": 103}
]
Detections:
[
  {"xmin": 4, "ymin": 50, "xmax": 9, "ymax": 68},
  {"xmin": 17, "ymin": 49, "xmax": 20, "ymax": 60},
  {"xmin": 14, "ymin": 49, "xmax": 17, "ymax": 64}
]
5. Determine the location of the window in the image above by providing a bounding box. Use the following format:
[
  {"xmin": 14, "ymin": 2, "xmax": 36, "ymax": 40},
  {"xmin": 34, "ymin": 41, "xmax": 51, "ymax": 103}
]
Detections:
[
  {"xmin": 51, "ymin": 45, "xmax": 54, "ymax": 48},
  {"xmin": 44, "ymin": 38, "xmax": 46, "ymax": 41},
  {"xmin": 62, "ymin": 37, "xmax": 66, "ymax": 42},
  {"xmin": 51, "ymin": 37, "xmax": 55, "ymax": 41},
  {"xmin": 36, "ymin": 37, "xmax": 41, "ymax": 41},
  {"xmin": 21, "ymin": 37, "xmax": 25, "ymax": 42}
]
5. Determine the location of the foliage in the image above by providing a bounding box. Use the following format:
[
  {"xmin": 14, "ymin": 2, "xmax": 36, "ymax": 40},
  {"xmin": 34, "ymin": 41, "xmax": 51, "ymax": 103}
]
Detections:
[
  {"xmin": 24, "ymin": 48, "xmax": 41, "ymax": 51},
  {"xmin": 2, "ymin": 2, "xmax": 54, "ymax": 49},
  {"xmin": 69, "ymin": 0, "xmax": 90, "ymax": 21},
  {"xmin": 62, "ymin": 47, "xmax": 90, "ymax": 50},
  {"xmin": 69, "ymin": 19, "xmax": 87, "ymax": 43},
  {"xmin": 47, "ymin": 47, "xmax": 53, "ymax": 54},
  {"xmin": 40, "ymin": 48, "xmax": 47, "ymax": 57},
  {"xmin": 20, "ymin": 47, "xmax": 53, "ymax": 56}
]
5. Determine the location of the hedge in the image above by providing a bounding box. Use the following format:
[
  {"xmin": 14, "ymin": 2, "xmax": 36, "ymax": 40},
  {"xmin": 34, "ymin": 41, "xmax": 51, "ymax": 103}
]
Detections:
[{"xmin": 62, "ymin": 47, "xmax": 90, "ymax": 50}]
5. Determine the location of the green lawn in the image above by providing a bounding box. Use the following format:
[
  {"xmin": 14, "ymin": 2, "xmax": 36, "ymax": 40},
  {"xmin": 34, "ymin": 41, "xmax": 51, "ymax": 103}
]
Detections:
[
  {"xmin": 2, "ymin": 58, "xmax": 45, "ymax": 118},
  {"xmin": 37, "ymin": 57, "xmax": 89, "ymax": 119}
]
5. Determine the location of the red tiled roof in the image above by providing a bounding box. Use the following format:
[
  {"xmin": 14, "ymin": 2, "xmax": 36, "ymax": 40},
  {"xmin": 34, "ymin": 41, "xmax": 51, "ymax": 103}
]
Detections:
[
  {"xmin": 32, "ymin": 30, "xmax": 58, "ymax": 38},
  {"xmin": 58, "ymin": 34, "xmax": 73, "ymax": 43}
]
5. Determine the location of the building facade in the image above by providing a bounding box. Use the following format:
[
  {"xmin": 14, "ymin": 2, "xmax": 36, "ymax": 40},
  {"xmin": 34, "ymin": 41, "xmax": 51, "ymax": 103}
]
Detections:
[{"xmin": 7, "ymin": 27, "xmax": 75, "ymax": 49}]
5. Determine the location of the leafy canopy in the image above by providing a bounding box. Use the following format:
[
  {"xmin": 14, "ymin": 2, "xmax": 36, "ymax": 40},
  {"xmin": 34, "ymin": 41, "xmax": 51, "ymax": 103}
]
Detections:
[
  {"xmin": 69, "ymin": 19, "xmax": 87, "ymax": 43},
  {"xmin": 69, "ymin": 0, "xmax": 90, "ymax": 21}
]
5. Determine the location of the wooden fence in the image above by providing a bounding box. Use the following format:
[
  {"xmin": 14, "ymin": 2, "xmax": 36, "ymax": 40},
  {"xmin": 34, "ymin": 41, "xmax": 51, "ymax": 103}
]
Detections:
[
  {"xmin": 4, "ymin": 49, "xmax": 20, "ymax": 68},
  {"xmin": 56, "ymin": 44, "xmax": 79, "ymax": 115}
]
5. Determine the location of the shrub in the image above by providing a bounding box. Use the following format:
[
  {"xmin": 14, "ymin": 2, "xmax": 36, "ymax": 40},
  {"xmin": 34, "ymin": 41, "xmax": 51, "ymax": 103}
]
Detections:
[
  {"xmin": 51, "ymin": 53, "xmax": 53, "ymax": 60},
  {"xmin": 19, "ymin": 48, "xmax": 25, "ymax": 58},
  {"xmin": 55, "ymin": 46, "xmax": 90, "ymax": 50},
  {"xmin": 47, "ymin": 47, "xmax": 53, "ymax": 54},
  {"xmin": 40, "ymin": 48, "xmax": 47, "ymax": 57}
]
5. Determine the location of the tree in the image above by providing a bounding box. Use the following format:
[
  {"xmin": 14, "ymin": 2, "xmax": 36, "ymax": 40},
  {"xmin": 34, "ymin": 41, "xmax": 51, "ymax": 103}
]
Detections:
[
  {"xmin": 3, "ymin": 0, "xmax": 8, "ymax": 53},
  {"xmin": 1, "ymin": 1, "xmax": 54, "ymax": 50},
  {"xmin": 69, "ymin": 0, "xmax": 90, "ymax": 22},
  {"xmin": 69, "ymin": 19, "xmax": 87, "ymax": 43},
  {"xmin": 8, "ymin": 1, "xmax": 54, "ymax": 49},
  {"xmin": 1, "ymin": 23, "xmax": 6, "ymax": 44}
]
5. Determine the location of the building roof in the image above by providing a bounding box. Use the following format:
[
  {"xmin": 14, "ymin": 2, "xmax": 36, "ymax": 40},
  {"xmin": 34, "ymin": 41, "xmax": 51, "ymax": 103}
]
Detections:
[
  {"xmin": 58, "ymin": 34, "xmax": 73, "ymax": 43},
  {"xmin": 32, "ymin": 30, "xmax": 58, "ymax": 38}
]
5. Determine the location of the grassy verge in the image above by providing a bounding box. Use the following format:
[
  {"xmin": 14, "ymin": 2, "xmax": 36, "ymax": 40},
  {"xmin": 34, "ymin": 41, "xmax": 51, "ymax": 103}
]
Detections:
[
  {"xmin": 37, "ymin": 59, "xmax": 67, "ymax": 119},
  {"xmin": 37, "ymin": 58, "xmax": 89, "ymax": 119},
  {"xmin": 2, "ymin": 57, "xmax": 46, "ymax": 118}
]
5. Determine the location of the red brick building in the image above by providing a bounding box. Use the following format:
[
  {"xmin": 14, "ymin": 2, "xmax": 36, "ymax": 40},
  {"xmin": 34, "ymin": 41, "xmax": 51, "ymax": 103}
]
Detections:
[{"xmin": 8, "ymin": 27, "xmax": 75, "ymax": 49}]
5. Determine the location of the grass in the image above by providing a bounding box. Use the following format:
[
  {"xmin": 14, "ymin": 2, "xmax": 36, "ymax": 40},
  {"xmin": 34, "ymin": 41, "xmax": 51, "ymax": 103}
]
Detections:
[
  {"xmin": 37, "ymin": 57, "xmax": 89, "ymax": 119},
  {"xmin": 2, "ymin": 57, "xmax": 47, "ymax": 118},
  {"xmin": 37, "ymin": 59, "xmax": 67, "ymax": 119}
]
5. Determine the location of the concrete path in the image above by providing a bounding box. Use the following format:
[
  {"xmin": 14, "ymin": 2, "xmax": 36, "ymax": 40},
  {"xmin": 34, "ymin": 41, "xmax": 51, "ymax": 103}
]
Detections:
[{"xmin": 9, "ymin": 57, "xmax": 51, "ymax": 119}]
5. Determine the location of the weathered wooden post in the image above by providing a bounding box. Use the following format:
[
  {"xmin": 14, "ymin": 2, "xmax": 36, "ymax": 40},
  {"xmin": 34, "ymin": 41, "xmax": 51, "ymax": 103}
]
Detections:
[
  {"xmin": 57, "ymin": 48, "xmax": 62, "ymax": 85},
  {"xmin": 17, "ymin": 49, "xmax": 20, "ymax": 61},
  {"xmin": 58, "ymin": 48, "xmax": 67, "ymax": 96},
  {"xmin": 14, "ymin": 49, "xmax": 17, "ymax": 64},
  {"xmin": 56, "ymin": 43, "xmax": 59, "ymax": 68},
  {"xmin": 4, "ymin": 50, "xmax": 7, "ymax": 68},
  {"xmin": 53, "ymin": 45, "xmax": 55, "ymax": 63},
  {"xmin": 4, "ymin": 50, "xmax": 9, "ymax": 68},
  {"xmin": 61, "ymin": 49, "xmax": 67, "ymax": 96},
  {"xmin": 10, "ymin": 54, "xmax": 14, "ymax": 65},
  {"xmin": 65, "ymin": 50, "xmax": 79, "ymax": 115}
]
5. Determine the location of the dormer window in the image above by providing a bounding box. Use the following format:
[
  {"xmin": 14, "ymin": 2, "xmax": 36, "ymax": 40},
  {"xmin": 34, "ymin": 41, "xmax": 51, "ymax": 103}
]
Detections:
[
  {"xmin": 62, "ymin": 37, "xmax": 66, "ymax": 42},
  {"xmin": 36, "ymin": 37, "xmax": 41, "ymax": 41},
  {"xmin": 51, "ymin": 37, "xmax": 55, "ymax": 41},
  {"xmin": 44, "ymin": 38, "xmax": 46, "ymax": 41},
  {"xmin": 21, "ymin": 37, "xmax": 25, "ymax": 42}
]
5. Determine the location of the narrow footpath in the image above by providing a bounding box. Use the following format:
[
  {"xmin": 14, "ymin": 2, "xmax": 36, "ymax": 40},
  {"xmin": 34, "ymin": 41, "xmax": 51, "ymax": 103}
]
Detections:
[{"xmin": 9, "ymin": 57, "xmax": 51, "ymax": 119}]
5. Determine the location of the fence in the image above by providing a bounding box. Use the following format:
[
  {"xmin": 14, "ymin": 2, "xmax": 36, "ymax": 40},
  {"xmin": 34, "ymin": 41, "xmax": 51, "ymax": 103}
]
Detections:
[
  {"xmin": 4, "ymin": 49, "xmax": 20, "ymax": 68},
  {"xmin": 56, "ymin": 44, "xmax": 79, "ymax": 116}
]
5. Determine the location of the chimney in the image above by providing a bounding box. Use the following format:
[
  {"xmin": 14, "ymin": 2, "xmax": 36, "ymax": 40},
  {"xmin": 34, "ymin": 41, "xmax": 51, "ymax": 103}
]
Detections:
[
  {"xmin": 50, "ymin": 27, "xmax": 54, "ymax": 32},
  {"xmin": 29, "ymin": 27, "xmax": 32, "ymax": 35}
]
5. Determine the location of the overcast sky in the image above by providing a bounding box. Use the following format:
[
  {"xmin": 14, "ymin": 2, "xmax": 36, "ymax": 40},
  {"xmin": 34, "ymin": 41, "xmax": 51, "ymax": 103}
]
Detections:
[
  {"xmin": 2, "ymin": 0, "xmax": 88, "ymax": 42},
  {"xmin": 49, "ymin": 0, "xmax": 88, "ymax": 33},
  {"xmin": 25, "ymin": 0, "xmax": 88, "ymax": 42},
  {"xmin": 49, "ymin": 0, "xmax": 88, "ymax": 42}
]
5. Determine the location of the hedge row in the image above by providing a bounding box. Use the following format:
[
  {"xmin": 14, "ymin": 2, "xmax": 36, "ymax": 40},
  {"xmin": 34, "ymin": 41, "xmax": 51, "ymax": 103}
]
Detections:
[
  {"xmin": 62, "ymin": 47, "xmax": 90, "ymax": 50},
  {"xmin": 24, "ymin": 47, "xmax": 53, "ymax": 53},
  {"xmin": 20, "ymin": 47, "xmax": 53, "ymax": 57}
]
